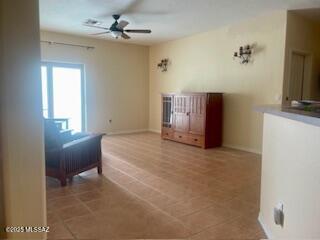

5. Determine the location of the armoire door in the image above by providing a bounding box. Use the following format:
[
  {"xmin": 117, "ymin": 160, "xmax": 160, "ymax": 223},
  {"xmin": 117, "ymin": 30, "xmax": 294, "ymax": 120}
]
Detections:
[
  {"xmin": 173, "ymin": 95, "xmax": 189, "ymax": 132},
  {"xmin": 189, "ymin": 94, "xmax": 206, "ymax": 135}
]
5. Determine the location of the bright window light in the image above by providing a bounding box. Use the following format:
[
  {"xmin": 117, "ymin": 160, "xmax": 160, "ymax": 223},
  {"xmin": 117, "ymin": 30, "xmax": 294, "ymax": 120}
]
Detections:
[
  {"xmin": 52, "ymin": 67, "xmax": 82, "ymax": 132},
  {"xmin": 41, "ymin": 66, "xmax": 49, "ymax": 118}
]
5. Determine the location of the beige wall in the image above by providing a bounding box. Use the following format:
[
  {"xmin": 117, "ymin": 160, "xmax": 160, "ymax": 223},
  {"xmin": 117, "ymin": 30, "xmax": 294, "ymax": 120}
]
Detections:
[
  {"xmin": 0, "ymin": 0, "xmax": 46, "ymax": 239},
  {"xmin": 261, "ymin": 12, "xmax": 320, "ymax": 238},
  {"xmin": 40, "ymin": 31, "xmax": 149, "ymax": 134},
  {"xmin": 283, "ymin": 11, "xmax": 320, "ymax": 103},
  {"xmin": 259, "ymin": 114, "xmax": 320, "ymax": 238},
  {"xmin": 149, "ymin": 11, "xmax": 287, "ymax": 153}
]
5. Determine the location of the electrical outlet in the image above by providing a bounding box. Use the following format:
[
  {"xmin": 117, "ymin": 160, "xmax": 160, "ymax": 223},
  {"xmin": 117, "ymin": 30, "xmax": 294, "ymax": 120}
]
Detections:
[
  {"xmin": 274, "ymin": 93, "xmax": 282, "ymax": 103},
  {"xmin": 274, "ymin": 203, "xmax": 284, "ymax": 227}
]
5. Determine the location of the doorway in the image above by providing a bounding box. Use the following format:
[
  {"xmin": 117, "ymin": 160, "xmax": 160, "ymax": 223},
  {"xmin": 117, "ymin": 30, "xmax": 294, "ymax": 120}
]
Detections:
[
  {"xmin": 41, "ymin": 62, "xmax": 85, "ymax": 132},
  {"xmin": 288, "ymin": 52, "xmax": 306, "ymax": 102}
]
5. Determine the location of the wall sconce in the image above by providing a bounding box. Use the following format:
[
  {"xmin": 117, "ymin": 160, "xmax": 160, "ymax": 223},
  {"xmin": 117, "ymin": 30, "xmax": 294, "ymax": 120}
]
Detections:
[
  {"xmin": 233, "ymin": 45, "xmax": 252, "ymax": 64},
  {"xmin": 157, "ymin": 58, "xmax": 169, "ymax": 72}
]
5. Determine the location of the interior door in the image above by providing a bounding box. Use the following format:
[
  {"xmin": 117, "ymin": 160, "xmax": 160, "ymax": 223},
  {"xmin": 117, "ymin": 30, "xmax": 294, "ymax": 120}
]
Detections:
[
  {"xmin": 189, "ymin": 94, "xmax": 206, "ymax": 135},
  {"xmin": 288, "ymin": 52, "xmax": 306, "ymax": 102},
  {"xmin": 173, "ymin": 95, "xmax": 189, "ymax": 132}
]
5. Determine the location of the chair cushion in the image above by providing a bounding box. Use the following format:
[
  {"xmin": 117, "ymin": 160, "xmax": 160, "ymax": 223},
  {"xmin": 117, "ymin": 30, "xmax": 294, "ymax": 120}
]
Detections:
[{"xmin": 44, "ymin": 120, "xmax": 63, "ymax": 151}]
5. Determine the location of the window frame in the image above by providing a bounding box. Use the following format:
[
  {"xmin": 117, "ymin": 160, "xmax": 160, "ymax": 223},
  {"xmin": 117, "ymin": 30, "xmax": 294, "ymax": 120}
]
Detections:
[{"xmin": 41, "ymin": 61, "xmax": 86, "ymax": 132}]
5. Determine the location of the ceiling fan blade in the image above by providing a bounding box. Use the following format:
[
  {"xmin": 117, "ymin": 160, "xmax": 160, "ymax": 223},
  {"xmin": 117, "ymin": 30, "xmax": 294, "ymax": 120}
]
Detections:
[
  {"xmin": 125, "ymin": 29, "xmax": 151, "ymax": 33},
  {"xmin": 91, "ymin": 31, "xmax": 110, "ymax": 35},
  {"xmin": 117, "ymin": 20, "xmax": 129, "ymax": 29},
  {"xmin": 83, "ymin": 24, "xmax": 110, "ymax": 30},
  {"xmin": 121, "ymin": 33, "xmax": 131, "ymax": 39}
]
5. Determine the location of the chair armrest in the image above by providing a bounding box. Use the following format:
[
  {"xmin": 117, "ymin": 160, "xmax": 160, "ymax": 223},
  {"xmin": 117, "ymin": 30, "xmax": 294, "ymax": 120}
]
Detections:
[
  {"xmin": 60, "ymin": 133, "xmax": 104, "ymax": 174},
  {"xmin": 62, "ymin": 133, "xmax": 104, "ymax": 150}
]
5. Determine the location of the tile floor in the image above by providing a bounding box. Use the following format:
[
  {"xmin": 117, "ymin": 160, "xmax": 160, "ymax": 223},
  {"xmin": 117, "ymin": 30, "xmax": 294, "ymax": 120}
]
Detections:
[{"xmin": 46, "ymin": 132, "xmax": 266, "ymax": 239}]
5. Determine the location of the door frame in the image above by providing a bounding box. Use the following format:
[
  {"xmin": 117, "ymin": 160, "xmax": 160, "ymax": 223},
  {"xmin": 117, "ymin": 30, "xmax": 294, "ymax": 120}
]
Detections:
[
  {"xmin": 282, "ymin": 49, "xmax": 313, "ymax": 105},
  {"xmin": 41, "ymin": 61, "xmax": 86, "ymax": 131}
]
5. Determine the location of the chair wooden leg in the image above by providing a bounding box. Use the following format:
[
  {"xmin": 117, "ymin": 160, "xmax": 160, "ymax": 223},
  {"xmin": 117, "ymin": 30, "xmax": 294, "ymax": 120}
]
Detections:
[
  {"xmin": 97, "ymin": 163, "xmax": 102, "ymax": 174},
  {"xmin": 60, "ymin": 177, "xmax": 67, "ymax": 186}
]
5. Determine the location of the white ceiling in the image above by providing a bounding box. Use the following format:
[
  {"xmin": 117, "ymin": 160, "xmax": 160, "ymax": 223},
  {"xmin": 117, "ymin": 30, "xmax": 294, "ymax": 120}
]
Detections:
[{"xmin": 39, "ymin": 0, "xmax": 320, "ymax": 45}]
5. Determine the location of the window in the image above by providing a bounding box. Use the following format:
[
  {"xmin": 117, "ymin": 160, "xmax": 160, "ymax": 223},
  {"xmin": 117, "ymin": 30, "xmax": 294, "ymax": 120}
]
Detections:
[
  {"xmin": 41, "ymin": 66, "xmax": 49, "ymax": 118},
  {"xmin": 41, "ymin": 62, "xmax": 85, "ymax": 132}
]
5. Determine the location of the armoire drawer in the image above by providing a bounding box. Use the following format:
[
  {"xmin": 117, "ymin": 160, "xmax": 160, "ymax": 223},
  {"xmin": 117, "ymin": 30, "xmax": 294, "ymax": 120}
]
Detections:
[
  {"xmin": 173, "ymin": 132, "xmax": 189, "ymax": 143},
  {"xmin": 162, "ymin": 128, "xmax": 173, "ymax": 139},
  {"xmin": 188, "ymin": 134, "xmax": 204, "ymax": 147}
]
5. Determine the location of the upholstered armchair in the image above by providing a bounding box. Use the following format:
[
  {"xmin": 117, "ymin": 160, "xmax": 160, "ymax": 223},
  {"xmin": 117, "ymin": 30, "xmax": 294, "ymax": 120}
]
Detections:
[{"xmin": 44, "ymin": 119, "xmax": 104, "ymax": 186}]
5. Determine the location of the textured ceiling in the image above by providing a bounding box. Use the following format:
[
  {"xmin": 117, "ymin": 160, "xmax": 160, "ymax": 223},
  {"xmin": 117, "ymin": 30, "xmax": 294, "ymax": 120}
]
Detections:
[{"xmin": 39, "ymin": 0, "xmax": 320, "ymax": 45}]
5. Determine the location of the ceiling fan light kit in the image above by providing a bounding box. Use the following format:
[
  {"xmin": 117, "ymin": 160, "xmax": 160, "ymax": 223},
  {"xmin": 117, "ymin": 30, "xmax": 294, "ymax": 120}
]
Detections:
[
  {"xmin": 111, "ymin": 31, "xmax": 122, "ymax": 39},
  {"xmin": 233, "ymin": 45, "xmax": 253, "ymax": 64},
  {"xmin": 83, "ymin": 15, "xmax": 152, "ymax": 40}
]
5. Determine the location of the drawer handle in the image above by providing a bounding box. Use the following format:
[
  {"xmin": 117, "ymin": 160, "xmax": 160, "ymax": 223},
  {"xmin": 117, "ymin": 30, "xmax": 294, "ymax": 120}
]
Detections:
[
  {"xmin": 179, "ymin": 136, "xmax": 182, "ymax": 138},
  {"xmin": 194, "ymin": 138, "xmax": 198, "ymax": 142},
  {"xmin": 166, "ymin": 133, "xmax": 169, "ymax": 135}
]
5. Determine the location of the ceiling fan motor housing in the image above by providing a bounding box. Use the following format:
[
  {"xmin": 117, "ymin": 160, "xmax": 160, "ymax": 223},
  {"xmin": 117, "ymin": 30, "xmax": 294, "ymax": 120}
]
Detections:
[
  {"xmin": 112, "ymin": 14, "xmax": 121, "ymax": 21},
  {"xmin": 110, "ymin": 14, "xmax": 123, "ymax": 32}
]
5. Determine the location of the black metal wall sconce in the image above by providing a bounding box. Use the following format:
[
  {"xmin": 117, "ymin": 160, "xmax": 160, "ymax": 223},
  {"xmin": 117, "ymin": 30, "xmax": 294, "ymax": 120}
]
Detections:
[
  {"xmin": 233, "ymin": 45, "xmax": 252, "ymax": 64},
  {"xmin": 157, "ymin": 58, "xmax": 169, "ymax": 72}
]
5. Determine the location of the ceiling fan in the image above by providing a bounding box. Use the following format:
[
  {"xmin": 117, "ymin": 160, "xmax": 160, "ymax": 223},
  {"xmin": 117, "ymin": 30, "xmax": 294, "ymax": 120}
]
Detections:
[{"xmin": 83, "ymin": 14, "xmax": 151, "ymax": 39}]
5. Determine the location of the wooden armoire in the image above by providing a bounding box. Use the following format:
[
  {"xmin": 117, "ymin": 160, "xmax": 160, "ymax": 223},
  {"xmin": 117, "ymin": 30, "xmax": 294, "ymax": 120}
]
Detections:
[{"xmin": 161, "ymin": 92, "xmax": 223, "ymax": 148}]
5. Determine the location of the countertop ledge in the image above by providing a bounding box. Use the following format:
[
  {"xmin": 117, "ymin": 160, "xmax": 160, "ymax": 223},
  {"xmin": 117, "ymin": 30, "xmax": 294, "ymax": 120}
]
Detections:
[{"xmin": 254, "ymin": 105, "xmax": 320, "ymax": 128}]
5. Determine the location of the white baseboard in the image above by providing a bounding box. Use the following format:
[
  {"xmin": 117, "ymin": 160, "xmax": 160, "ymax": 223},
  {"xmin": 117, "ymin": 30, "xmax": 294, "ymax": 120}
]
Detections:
[
  {"xmin": 107, "ymin": 129, "xmax": 149, "ymax": 135},
  {"xmin": 222, "ymin": 143, "xmax": 262, "ymax": 154},
  {"xmin": 258, "ymin": 212, "xmax": 272, "ymax": 239},
  {"xmin": 107, "ymin": 130, "xmax": 261, "ymax": 155},
  {"xmin": 148, "ymin": 129, "xmax": 161, "ymax": 134}
]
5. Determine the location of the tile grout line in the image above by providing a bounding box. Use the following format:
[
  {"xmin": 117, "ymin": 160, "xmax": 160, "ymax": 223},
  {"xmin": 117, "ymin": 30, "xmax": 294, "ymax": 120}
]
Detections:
[{"xmin": 46, "ymin": 133, "xmax": 264, "ymax": 239}]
